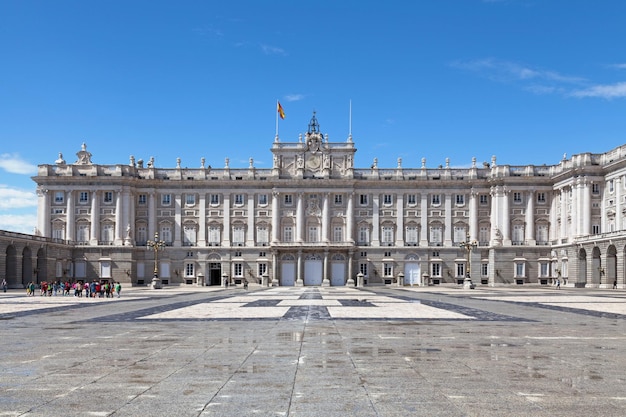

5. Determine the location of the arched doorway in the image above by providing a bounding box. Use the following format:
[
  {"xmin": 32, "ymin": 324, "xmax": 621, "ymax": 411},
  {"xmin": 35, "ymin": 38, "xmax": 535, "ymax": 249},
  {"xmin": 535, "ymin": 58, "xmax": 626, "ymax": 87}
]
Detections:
[
  {"xmin": 21, "ymin": 246, "xmax": 33, "ymax": 287},
  {"xmin": 330, "ymin": 254, "xmax": 346, "ymax": 286},
  {"xmin": 304, "ymin": 254, "xmax": 323, "ymax": 286},
  {"xmin": 404, "ymin": 254, "xmax": 421, "ymax": 286},
  {"xmin": 591, "ymin": 246, "xmax": 601, "ymax": 287},
  {"xmin": 35, "ymin": 248, "xmax": 46, "ymax": 284},
  {"xmin": 607, "ymin": 245, "xmax": 617, "ymax": 288},
  {"xmin": 577, "ymin": 248, "xmax": 587, "ymax": 288},
  {"xmin": 280, "ymin": 254, "xmax": 296, "ymax": 286},
  {"xmin": 5, "ymin": 245, "xmax": 17, "ymax": 287}
]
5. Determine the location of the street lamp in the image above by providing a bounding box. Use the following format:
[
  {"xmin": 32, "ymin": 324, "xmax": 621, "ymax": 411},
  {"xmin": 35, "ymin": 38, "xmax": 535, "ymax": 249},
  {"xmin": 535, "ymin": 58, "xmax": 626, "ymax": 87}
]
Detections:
[
  {"xmin": 147, "ymin": 232, "xmax": 165, "ymax": 289},
  {"xmin": 459, "ymin": 233, "xmax": 477, "ymax": 289}
]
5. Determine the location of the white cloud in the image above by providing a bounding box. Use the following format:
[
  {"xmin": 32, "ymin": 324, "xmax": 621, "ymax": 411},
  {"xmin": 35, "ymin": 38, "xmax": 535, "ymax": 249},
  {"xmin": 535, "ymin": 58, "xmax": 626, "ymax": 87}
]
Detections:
[
  {"xmin": 0, "ymin": 213, "xmax": 38, "ymax": 235},
  {"xmin": 0, "ymin": 185, "xmax": 38, "ymax": 210},
  {"xmin": 570, "ymin": 82, "xmax": 626, "ymax": 99},
  {"xmin": 285, "ymin": 94, "xmax": 305, "ymax": 102},
  {"xmin": 260, "ymin": 44, "xmax": 286, "ymax": 55},
  {"xmin": 452, "ymin": 58, "xmax": 584, "ymax": 85},
  {"xmin": 0, "ymin": 153, "xmax": 38, "ymax": 175}
]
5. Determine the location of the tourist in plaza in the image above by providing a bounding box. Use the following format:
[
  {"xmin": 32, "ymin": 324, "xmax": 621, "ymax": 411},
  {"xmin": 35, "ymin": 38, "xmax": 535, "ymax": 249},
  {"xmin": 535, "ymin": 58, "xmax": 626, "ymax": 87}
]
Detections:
[
  {"xmin": 614, "ymin": 280, "xmax": 618, "ymax": 289},
  {"xmin": 556, "ymin": 278, "xmax": 561, "ymax": 289},
  {"xmin": 115, "ymin": 282, "xmax": 121, "ymax": 298},
  {"xmin": 1, "ymin": 278, "xmax": 6, "ymax": 292}
]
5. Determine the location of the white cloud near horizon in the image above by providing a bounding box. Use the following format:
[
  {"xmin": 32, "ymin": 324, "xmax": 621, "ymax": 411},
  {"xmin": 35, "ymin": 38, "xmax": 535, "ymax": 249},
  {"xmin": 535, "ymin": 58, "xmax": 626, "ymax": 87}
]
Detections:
[
  {"xmin": 0, "ymin": 213, "xmax": 38, "ymax": 235},
  {"xmin": 0, "ymin": 153, "xmax": 38, "ymax": 175},
  {"xmin": 0, "ymin": 185, "xmax": 38, "ymax": 210}
]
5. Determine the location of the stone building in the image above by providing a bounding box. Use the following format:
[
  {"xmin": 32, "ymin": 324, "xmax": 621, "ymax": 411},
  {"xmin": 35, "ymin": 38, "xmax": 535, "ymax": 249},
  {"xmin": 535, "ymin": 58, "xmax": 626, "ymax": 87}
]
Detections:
[{"xmin": 3, "ymin": 113, "xmax": 626, "ymax": 288}]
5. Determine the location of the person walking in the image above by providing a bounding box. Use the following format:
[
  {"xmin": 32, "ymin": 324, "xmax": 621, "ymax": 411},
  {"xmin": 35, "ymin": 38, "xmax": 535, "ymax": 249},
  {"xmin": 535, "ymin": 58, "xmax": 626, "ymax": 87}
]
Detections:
[
  {"xmin": 556, "ymin": 278, "xmax": 561, "ymax": 289},
  {"xmin": 1, "ymin": 278, "xmax": 6, "ymax": 293},
  {"xmin": 614, "ymin": 280, "xmax": 618, "ymax": 289}
]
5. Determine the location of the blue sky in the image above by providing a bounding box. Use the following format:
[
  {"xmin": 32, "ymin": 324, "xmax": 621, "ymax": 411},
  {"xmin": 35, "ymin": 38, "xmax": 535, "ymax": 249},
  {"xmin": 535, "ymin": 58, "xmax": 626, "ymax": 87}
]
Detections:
[{"xmin": 2, "ymin": 0, "xmax": 626, "ymax": 234}]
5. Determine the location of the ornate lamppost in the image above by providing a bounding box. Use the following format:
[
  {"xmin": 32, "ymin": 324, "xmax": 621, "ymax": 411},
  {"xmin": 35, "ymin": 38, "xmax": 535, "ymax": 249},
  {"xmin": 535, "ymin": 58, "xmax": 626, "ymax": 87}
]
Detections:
[
  {"xmin": 147, "ymin": 232, "xmax": 165, "ymax": 289},
  {"xmin": 459, "ymin": 233, "xmax": 477, "ymax": 289}
]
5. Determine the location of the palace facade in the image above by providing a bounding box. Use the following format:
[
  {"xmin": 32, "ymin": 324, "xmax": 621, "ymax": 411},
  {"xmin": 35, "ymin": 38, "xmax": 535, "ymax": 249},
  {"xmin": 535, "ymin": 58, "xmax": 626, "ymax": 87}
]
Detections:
[{"xmin": 4, "ymin": 113, "xmax": 626, "ymax": 288}]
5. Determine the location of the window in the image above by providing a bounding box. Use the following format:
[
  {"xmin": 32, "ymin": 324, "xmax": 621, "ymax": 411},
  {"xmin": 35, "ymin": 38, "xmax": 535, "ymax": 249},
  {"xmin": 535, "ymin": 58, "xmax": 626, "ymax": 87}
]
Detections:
[
  {"xmin": 479, "ymin": 195, "xmax": 488, "ymax": 205},
  {"xmin": 359, "ymin": 194, "xmax": 369, "ymax": 205},
  {"xmin": 333, "ymin": 226, "xmax": 343, "ymax": 242},
  {"xmin": 481, "ymin": 263, "xmax": 489, "ymax": 277},
  {"xmin": 456, "ymin": 263, "xmax": 465, "ymax": 278},
  {"xmin": 429, "ymin": 226, "xmax": 442, "ymax": 245},
  {"xmin": 383, "ymin": 263, "xmax": 393, "ymax": 277},
  {"xmin": 185, "ymin": 263, "xmax": 194, "ymax": 277},
  {"xmin": 234, "ymin": 263, "xmax": 243, "ymax": 277},
  {"xmin": 210, "ymin": 194, "xmax": 220, "ymax": 205},
  {"xmin": 208, "ymin": 226, "xmax": 220, "ymax": 245},
  {"xmin": 234, "ymin": 251, "xmax": 242, "ymax": 257},
  {"xmin": 183, "ymin": 225, "xmax": 197, "ymax": 246},
  {"xmin": 384, "ymin": 251, "xmax": 391, "ymax": 257},
  {"xmin": 537, "ymin": 192, "xmax": 546, "ymax": 203},
  {"xmin": 455, "ymin": 194, "xmax": 465, "ymax": 206},
  {"xmin": 431, "ymin": 194, "xmax": 440, "ymax": 206},
  {"xmin": 431, "ymin": 263, "xmax": 441, "ymax": 277},
  {"xmin": 283, "ymin": 226, "xmax": 293, "ymax": 242},
  {"xmin": 383, "ymin": 194, "xmax": 392, "ymax": 205},
  {"xmin": 284, "ymin": 194, "xmax": 293, "ymax": 205},
  {"xmin": 513, "ymin": 192, "xmax": 522, "ymax": 203},
  {"xmin": 453, "ymin": 226, "xmax": 466, "ymax": 244},
  {"xmin": 308, "ymin": 226, "xmax": 319, "ymax": 242},
  {"xmin": 104, "ymin": 191, "xmax": 113, "ymax": 203},
  {"xmin": 258, "ymin": 194, "xmax": 268, "ymax": 205},
  {"xmin": 53, "ymin": 191, "xmax": 65, "ymax": 204},
  {"xmin": 138, "ymin": 194, "xmax": 147, "ymax": 205},
  {"xmin": 77, "ymin": 225, "xmax": 89, "ymax": 242},
  {"xmin": 233, "ymin": 226, "xmax": 245, "ymax": 244},
  {"xmin": 52, "ymin": 226, "xmax": 65, "ymax": 240},
  {"xmin": 358, "ymin": 226, "xmax": 370, "ymax": 245},
  {"xmin": 592, "ymin": 183, "xmax": 600, "ymax": 194},
  {"xmin": 536, "ymin": 224, "xmax": 549, "ymax": 244},
  {"xmin": 539, "ymin": 262, "xmax": 549, "ymax": 277},
  {"xmin": 334, "ymin": 194, "xmax": 343, "ymax": 205},
  {"xmin": 592, "ymin": 224, "xmax": 600, "ymax": 234},
  {"xmin": 136, "ymin": 226, "xmax": 147, "ymax": 245},
  {"xmin": 101, "ymin": 224, "xmax": 114, "ymax": 243},
  {"xmin": 79, "ymin": 192, "xmax": 89, "ymax": 203},
  {"xmin": 360, "ymin": 251, "xmax": 367, "ymax": 257},
  {"xmin": 162, "ymin": 194, "xmax": 171, "ymax": 206},
  {"xmin": 234, "ymin": 194, "xmax": 244, "ymax": 206},
  {"xmin": 257, "ymin": 226, "xmax": 269, "ymax": 245},
  {"xmin": 515, "ymin": 262, "xmax": 525, "ymax": 277},
  {"xmin": 160, "ymin": 225, "xmax": 172, "ymax": 244},
  {"xmin": 512, "ymin": 224, "xmax": 525, "ymax": 245},
  {"xmin": 382, "ymin": 226, "xmax": 394, "ymax": 245},
  {"xmin": 407, "ymin": 194, "xmax": 417, "ymax": 205},
  {"xmin": 479, "ymin": 226, "xmax": 489, "ymax": 245},
  {"xmin": 609, "ymin": 179, "xmax": 615, "ymax": 193},
  {"xmin": 258, "ymin": 263, "xmax": 267, "ymax": 277},
  {"xmin": 185, "ymin": 194, "xmax": 196, "ymax": 206},
  {"xmin": 359, "ymin": 263, "xmax": 368, "ymax": 276},
  {"xmin": 405, "ymin": 226, "xmax": 418, "ymax": 244}
]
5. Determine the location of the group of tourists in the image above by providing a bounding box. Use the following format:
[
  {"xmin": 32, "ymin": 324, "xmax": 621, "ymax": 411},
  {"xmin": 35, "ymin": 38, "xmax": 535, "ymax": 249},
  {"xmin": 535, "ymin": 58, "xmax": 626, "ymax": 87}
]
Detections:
[{"xmin": 25, "ymin": 280, "xmax": 122, "ymax": 298}]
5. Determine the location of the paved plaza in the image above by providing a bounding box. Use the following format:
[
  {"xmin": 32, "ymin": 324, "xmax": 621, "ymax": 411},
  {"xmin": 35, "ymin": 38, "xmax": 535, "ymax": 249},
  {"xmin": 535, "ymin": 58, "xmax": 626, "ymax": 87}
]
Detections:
[{"xmin": 1, "ymin": 284, "xmax": 626, "ymax": 417}]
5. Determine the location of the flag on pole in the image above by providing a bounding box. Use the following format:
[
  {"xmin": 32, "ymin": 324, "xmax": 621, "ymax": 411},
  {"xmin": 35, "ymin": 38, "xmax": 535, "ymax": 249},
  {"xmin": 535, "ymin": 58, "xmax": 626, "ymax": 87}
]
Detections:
[{"xmin": 277, "ymin": 101, "xmax": 285, "ymax": 119}]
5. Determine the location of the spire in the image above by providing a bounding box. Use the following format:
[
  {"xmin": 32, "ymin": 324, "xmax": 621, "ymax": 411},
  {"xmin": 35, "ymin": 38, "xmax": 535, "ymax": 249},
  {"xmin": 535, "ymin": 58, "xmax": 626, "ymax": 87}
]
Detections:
[{"xmin": 308, "ymin": 111, "xmax": 320, "ymax": 134}]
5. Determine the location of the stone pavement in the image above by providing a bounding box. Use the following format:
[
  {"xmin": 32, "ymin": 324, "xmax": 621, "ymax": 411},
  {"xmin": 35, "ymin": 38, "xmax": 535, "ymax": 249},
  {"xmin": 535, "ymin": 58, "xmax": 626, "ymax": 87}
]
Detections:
[{"xmin": 1, "ymin": 285, "xmax": 626, "ymax": 416}]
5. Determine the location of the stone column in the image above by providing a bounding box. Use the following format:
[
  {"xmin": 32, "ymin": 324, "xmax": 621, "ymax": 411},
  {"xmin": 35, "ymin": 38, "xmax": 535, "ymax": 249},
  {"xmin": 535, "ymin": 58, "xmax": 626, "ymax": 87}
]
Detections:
[
  {"xmin": 174, "ymin": 193, "xmax": 182, "ymax": 246},
  {"xmin": 582, "ymin": 178, "xmax": 591, "ymax": 236},
  {"xmin": 526, "ymin": 189, "xmax": 535, "ymax": 245},
  {"xmin": 90, "ymin": 190, "xmax": 99, "ymax": 245},
  {"xmin": 371, "ymin": 194, "xmax": 380, "ymax": 246},
  {"xmin": 502, "ymin": 188, "xmax": 511, "ymax": 245},
  {"xmin": 346, "ymin": 192, "xmax": 354, "ymax": 243},
  {"xmin": 395, "ymin": 193, "xmax": 404, "ymax": 246},
  {"xmin": 322, "ymin": 249, "xmax": 330, "ymax": 286},
  {"xmin": 272, "ymin": 191, "xmax": 280, "ymax": 243},
  {"xmin": 322, "ymin": 192, "xmax": 330, "ymax": 242},
  {"xmin": 36, "ymin": 188, "xmax": 50, "ymax": 238},
  {"xmin": 222, "ymin": 193, "xmax": 231, "ymax": 246},
  {"xmin": 560, "ymin": 188, "xmax": 568, "ymax": 239},
  {"xmin": 114, "ymin": 190, "xmax": 123, "ymax": 245},
  {"xmin": 198, "ymin": 193, "xmax": 207, "ymax": 247},
  {"xmin": 296, "ymin": 249, "xmax": 303, "ymax": 286},
  {"xmin": 444, "ymin": 193, "xmax": 452, "ymax": 246},
  {"xmin": 469, "ymin": 189, "xmax": 478, "ymax": 242},
  {"xmin": 66, "ymin": 190, "xmax": 75, "ymax": 243},
  {"xmin": 616, "ymin": 177, "xmax": 622, "ymax": 231},
  {"xmin": 247, "ymin": 193, "xmax": 255, "ymax": 246},
  {"xmin": 296, "ymin": 192, "xmax": 304, "ymax": 242},
  {"xmin": 420, "ymin": 193, "xmax": 428, "ymax": 246},
  {"xmin": 148, "ymin": 191, "xmax": 156, "ymax": 240}
]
